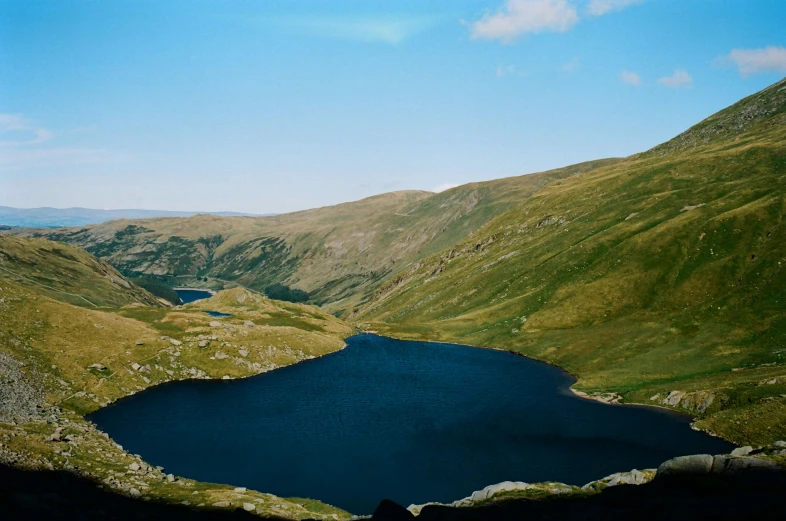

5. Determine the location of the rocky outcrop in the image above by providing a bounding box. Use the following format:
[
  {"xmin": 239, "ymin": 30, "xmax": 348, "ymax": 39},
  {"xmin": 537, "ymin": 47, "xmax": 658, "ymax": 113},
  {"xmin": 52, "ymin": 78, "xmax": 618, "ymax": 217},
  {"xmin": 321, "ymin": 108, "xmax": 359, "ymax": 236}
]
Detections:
[
  {"xmin": 656, "ymin": 390, "xmax": 716, "ymax": 413},
  {"xmin": 656, "ymin": 453, "xmax": 779, "ymax": 478}
]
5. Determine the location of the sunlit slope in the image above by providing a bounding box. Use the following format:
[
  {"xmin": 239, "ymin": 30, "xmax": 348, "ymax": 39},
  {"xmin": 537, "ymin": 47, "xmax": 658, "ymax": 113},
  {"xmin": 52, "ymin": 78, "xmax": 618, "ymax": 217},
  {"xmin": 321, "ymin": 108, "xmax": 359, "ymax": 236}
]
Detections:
[
  {"xmin": 29, "ymin": 160, "xmax": 617, "ymax": 313},
  {"xmin": 0, "ymin": 235, "xmax": 160, "ymax": 308},
  {"xmin": 0, "ymin": 275, "xmax": 353, "ymax": 518},
  {"xmin": 356, "ymin": 78, "xmax": 786, "ymax": 445}
]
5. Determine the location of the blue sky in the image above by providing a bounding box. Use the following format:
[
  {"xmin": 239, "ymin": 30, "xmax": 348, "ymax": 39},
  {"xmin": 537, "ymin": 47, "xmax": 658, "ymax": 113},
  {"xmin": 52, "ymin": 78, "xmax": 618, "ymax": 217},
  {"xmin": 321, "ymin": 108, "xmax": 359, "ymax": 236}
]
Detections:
[{"xmin": 1, "ymin": 0, "xmax": 785, "ymax": 213}]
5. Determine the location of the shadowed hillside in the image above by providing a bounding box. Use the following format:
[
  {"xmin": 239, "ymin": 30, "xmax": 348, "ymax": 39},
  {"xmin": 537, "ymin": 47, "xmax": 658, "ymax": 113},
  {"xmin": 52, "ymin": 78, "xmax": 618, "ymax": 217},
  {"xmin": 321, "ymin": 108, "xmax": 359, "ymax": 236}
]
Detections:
[
  {"xmin": 355, "ymin": 77, "xmax": 786, "ymax": 446},
  {"xmin": 0, "ymin": 235, "xmax": 161, "ymax": 308}
]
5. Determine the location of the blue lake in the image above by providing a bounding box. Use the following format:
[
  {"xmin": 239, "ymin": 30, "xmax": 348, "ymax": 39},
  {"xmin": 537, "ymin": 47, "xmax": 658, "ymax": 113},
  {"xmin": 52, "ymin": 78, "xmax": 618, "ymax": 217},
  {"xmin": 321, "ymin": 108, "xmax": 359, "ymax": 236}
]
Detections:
[
  {"xmin": 205, "ymin": 311, "xmax": 232, "ymax": 317},
  {"xmin": 175, "ymin": 289, "xmax": 213, "ymax": 304},
  {"xmin": 88, "ymin": 334, "xmax": 733, "ymax": 514}
]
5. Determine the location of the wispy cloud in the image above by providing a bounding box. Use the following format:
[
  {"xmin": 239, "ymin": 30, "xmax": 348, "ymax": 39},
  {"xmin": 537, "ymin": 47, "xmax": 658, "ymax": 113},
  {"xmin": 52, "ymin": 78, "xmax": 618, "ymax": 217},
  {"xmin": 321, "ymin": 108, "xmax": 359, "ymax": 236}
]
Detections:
[
  {"xmin": 431, "ymin": 183, "xmax": 459, "ymax": 193},
  {"xmin": 470, "ymin": 0, "xmax": 578, "ymax": 42},
  {"xmin": 658, "ymin": 69, "xmax": 692, "ymax": 88},
  {"xmin": 267, "ymin": 16, "xmax": 437, "ymax": 45},
  {"xmin": 586, "ymin": 0, "xmax": 646, "ymax": 16},
  {"xmin": 496, "ymin": 64, "xmax": 525, "ymax": 77},
  {"xmin": 0, "ymin": 113, "xmax": 121, "ymax": 172},
  {"xmin": 560, "ymin": 57, "xmax": 581, "ymax": 72},
  {"xmin": 718, "ymin": 46, "xmax": 786, "ymax": 77},
  {"xmin": 0, "ymin": 114, "xmax": 53, "ymax": 147},
  {"xmin": 619, "ymin": 70, "xmax": 642, "ymax": 86}
]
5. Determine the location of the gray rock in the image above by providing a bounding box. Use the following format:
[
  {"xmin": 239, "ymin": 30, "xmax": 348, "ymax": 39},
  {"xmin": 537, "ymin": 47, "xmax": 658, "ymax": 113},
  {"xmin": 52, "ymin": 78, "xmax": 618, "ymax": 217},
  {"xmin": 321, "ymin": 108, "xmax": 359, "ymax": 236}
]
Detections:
[
  {"xmin": 717, "ymin": 456, "xmax": 779, "ymax": 474},
  {"xmin": 469, "ymin": 481, "xmax": 531, "ymax": 501},
  {"xmin": 773, "ymin": 440, "xmax": 786, "ymax": 448},
  {"xmin": 131, "ymin": 363, "xmax": 141, "ymax": 371},
  {"xmin": 212, "ymin": 501, "xmax": 230, "ymax": 507},
  {"xmin": 606, "ymin": 469, "xmax": 647, "ymax": 486},
  {"xmin": 730, "ymin": 446, "xmax": 753, "ymax": 457},
  {"xmin": 166, "ymin": 474, "xmax": 175, "ymax": 482},
  {"xmin": 88, "ymin": 364, "xmax": 107, "ymax": 371},
  {"xmin": 234, "ymin": 487, "xmax": 247, "ymax": 492},
  {"xmin": 209, "ymin": 321, "xmax": 222, "ymax": 327},
  {"xmin": 243, "ymin": 503, "xmax": 256, "ymax": 512},
  {"xmin": 129, "ymin": 488, "xmax": 141, "ymax": 498},
  {"xmin": 243, "ymin": 320, "xmax": 256, "ymax": 328},
  {"xmin": 662, "ymin": 391, "xmax": 685, "ymax": 406},
  {"xmin": 656, "ymin": 454, "xmax": 714, "ymax": 477},
  {"xmin": 169, "ymin": 338, "xmax": 182, "ymax": 346},
  {"xmin": 128, "ymin": 462, "xmax": 140, "ymax": 472},
  {"xmin": 198, "ymin": 340, "xmax": 210, "ymax": 348}
]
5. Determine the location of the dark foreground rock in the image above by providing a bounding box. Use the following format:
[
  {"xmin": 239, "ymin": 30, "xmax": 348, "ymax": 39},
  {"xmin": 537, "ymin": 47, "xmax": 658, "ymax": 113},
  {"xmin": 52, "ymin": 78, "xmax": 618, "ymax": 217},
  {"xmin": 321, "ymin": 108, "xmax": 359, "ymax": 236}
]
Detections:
[
  {"xmin": 373, "ymin": 465, "xmax": 786, "ymax": 521},
  {"xmin": 0, "ymin": 463, "xmax": 271, "ymax": 521}
]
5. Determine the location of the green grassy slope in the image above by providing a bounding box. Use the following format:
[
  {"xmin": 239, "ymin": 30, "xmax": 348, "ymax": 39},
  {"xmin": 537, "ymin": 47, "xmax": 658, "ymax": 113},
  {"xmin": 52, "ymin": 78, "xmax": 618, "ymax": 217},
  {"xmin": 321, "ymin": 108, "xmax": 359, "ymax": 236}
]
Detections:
[
  {"xmin": 0, "ymin": 235, "xmax": 161, "ymax": 308},
  {"xmin": 0, "ymin": 239, "xmax": 354, "ymax": 518},
  {"xmin": 26, "ymin": 160, "xmax": 617, "ymax": 314},
  {"xmin": 355, "ymin": 77, "xmax": 786, "ymax": 446}
]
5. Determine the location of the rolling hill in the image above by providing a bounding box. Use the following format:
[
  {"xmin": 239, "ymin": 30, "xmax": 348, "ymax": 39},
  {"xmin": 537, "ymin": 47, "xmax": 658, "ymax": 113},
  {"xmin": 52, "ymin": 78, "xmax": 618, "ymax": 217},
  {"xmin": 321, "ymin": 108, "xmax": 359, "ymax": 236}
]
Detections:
[
  {"xmin": 23, "ymin": 160, "xmax": 617, "ymax": 314},
  {"xmin": 0, "ymin": 235, "xmax": 353, "ymax": 519},
  {"xmin": 354, "ymin": 77, "xmax": 786, "ymax": 445}
]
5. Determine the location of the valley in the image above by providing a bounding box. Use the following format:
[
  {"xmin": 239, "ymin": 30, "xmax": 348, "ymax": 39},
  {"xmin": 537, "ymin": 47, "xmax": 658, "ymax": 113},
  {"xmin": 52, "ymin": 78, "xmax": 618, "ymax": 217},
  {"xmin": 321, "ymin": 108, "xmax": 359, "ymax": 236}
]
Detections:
[{"xmin": 1, "ymin": 77, "xmax": 786, "ymax": 518}]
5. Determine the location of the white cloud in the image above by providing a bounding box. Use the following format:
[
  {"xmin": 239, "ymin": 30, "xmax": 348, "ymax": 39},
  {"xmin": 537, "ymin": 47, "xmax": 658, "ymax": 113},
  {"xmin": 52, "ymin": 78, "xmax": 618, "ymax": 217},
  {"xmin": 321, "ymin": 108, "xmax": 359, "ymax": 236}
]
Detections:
[
  {"xmin": 471, "ymin": 0, "xmax": 579, "ymax": 42},
  {"xmin": 0, "ymin": 113, "xmax": 120, "ymax": 172},
  {"xmin": 561, "ymin": 57, "xmax": 580, "ymax": 72},
  {"xmin": 619, "ymin": 70, "xmax": 642, "ymax": 86},
  {"xmin": 431, "ymin": 183, "xmax": 460, "ymax": 193},
  {"xmin": 268, "ymin": 16, "xmax": 436, "ymax": 45},
  {"xmin": 496, "ymin": 64, "xmax": 518, "ymax": 77},
  {"xmin": 586, "ymin": 0, "xmax": 645, "ymax": 16},
  {"xmin": 0, "ymin": 113, "xmax": 53, "ymax": 147},
  {"xmin": 722, "ymin": 46, "xmax": 786, "ymax": 77},
  {"xmin": 658, "ymin": 69, "xmax": 692, "ymax": 88}
]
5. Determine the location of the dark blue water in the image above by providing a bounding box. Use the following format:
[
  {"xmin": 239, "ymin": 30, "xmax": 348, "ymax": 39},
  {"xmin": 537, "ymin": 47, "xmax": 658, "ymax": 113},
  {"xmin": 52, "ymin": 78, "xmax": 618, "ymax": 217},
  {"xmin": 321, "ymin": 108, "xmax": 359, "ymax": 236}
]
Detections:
[
  {"xmin": 88, "ymin": 334, "xmax": 732, "ymax": 514},
  {"xmin": 205, "ymin": 311, "xmax": 232, "ymax": 317},
  {"xmin": 175, "ymin": 289, "xmax": 213, "ymax": 304}
]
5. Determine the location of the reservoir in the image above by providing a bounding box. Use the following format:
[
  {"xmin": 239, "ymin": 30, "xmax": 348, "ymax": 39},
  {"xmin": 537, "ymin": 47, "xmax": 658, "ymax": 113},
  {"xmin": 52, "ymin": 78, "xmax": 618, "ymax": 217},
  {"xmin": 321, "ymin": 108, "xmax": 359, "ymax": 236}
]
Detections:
[
  {"xmin": 175, "ymin": 289, "xmax": 213, "ymax": 304},
  {"xmin": 88, "ymin": 334, "xmax": 733, "ymax": 514}
]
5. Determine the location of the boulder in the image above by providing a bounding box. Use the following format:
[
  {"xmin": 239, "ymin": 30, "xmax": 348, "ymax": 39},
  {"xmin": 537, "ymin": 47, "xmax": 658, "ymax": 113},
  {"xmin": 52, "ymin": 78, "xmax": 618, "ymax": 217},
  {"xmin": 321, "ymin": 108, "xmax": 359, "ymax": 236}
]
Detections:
[
  {"xmin": 169, "ymin": 338, "xmax": 182, "ymax": 346},
  {"xmin": 88, "ymin": 364, "xmax": 107, "ymax": 371},
  {"xmin": 730, "ymin": 446, "xmax": 753, "ymax": 457},
  {"xmin": 243, "ymin": 503, "xmax": 256, "ymax": 512},
  {"xmin": 209, "ymin": 321, "xmax": 222, "ymax": 327},
  {"xmin": 656, "ymin": 455, "xmax": 714, "ymax": 477},
  {"xmin": 212, "ymin": 501, "xmax": 230, "ymax": 508},
  {"xmin": 712, "ymin": 456, "xmax": 779, "ymax": 474},
  {"xmin": 773, "ymin": 440, "xmax": 786, "ymax": 448},
  {"xmin": 129, "ymin": 488, "xmax": 141, "ymax": 498},
  {"xmin": 662, "ymin": 391, "xmax": 685, "ymax": 406},
  {"xmin": 166, "ymin": 474, "xmax": 175, "ymax": 482},
  {"xmin": 238, "ymin": 349, "xmax": 248, "ymax": 357},
  {"xmin": 243, "ymin": 320, "xmax": 256, "ymax": 327},
  {"xmin": 128, "ymin": 462, "xmax": 140, "ymax": 472},
  {"xmin": 131, "ymin": 363, "xmax": 141, "ymax": 371},
  {"xmin": 234, "ymin": 487, "xmax": 247, "ymax": 492},
  {"xmin": 198, "ymin": 340, "xmax": 209, "ymax": 348},
  {"xmin": 469, "ymin": 481, "xmax": 531, "ymax": 501},
  {"xmin": 607, "ymin": 469, "xmax": 647, "ymax": 486}
]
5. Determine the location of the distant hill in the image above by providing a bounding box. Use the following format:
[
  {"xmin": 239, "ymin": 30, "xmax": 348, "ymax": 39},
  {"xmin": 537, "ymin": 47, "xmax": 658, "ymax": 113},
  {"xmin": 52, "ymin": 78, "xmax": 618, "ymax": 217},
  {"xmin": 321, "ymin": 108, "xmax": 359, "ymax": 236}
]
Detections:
[
  {"xmin": 0, "ymin": 206, "xmax": 269, "ymax": 228},
  {"xmin": 22, "ymin": 162, "xmax": 617, "ymax": 314}
]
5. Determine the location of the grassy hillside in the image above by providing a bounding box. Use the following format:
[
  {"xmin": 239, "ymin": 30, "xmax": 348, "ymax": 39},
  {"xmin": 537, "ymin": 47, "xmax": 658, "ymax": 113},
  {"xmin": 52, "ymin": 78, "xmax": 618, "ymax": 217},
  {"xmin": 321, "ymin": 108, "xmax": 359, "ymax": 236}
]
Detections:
[
  {"xmin": 26, "ymin": 161, "xmax": 617, "ymax": 314},
  {"xmin": 355, "ymin": 77, "xmax": 786, "ymax": 446},
  {"xmin": 0, "ymin": 239, "xmax": 354, "ymax": 519},
  {"xmin": 0, "ymin": 235, "xmax": 161, "ymax": 308}
]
